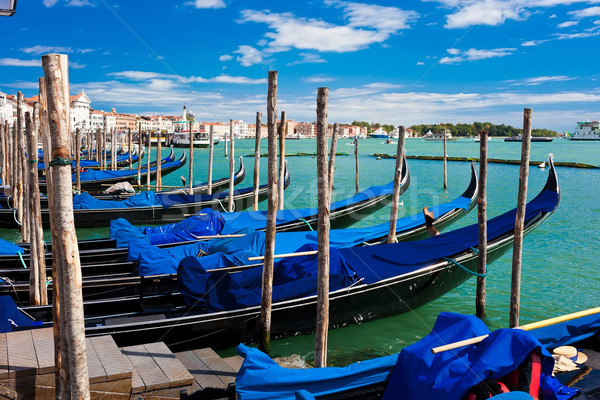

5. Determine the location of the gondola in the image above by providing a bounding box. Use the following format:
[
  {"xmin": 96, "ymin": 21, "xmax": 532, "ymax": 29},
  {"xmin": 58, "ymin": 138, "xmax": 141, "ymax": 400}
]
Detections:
[
  {"xmin": 37, "ymin": 147, "xmax": 144, "ymax": 174},
  {"xmin": 0, "ymin": 156, "xmax": 408, "ymax": 268},
  {"xmin": 227, "ymin": 308, "xmax": 600, "ymax": 400},
  {"xmin": 14, "ymin": 156, "xmax": 559, "ymax": 352},
  {"xmin": 0, "ymin": 162, "xmax": 476, "ymax": 293},
  {"xmin": 35, "ymin": 147, "xmax": 180, "ymax": 193}
]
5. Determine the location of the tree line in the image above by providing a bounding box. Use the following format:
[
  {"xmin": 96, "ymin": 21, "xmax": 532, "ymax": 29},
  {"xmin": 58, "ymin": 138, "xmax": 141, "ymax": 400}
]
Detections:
[{"xmin": 351, "ymin": 121, "xmax": 557, "ymax": 137}]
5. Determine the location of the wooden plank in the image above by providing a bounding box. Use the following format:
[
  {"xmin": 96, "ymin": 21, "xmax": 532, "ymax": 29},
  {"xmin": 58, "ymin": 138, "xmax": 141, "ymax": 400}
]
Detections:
[
  {"xmin": 143, "ymin": 342, "xmax": 192, "ymax": 389},
  {"xmin": 193, "ymin": 348, "xmax": 237, "ymax": 386},
  {"xmin": 31, "ymin": 328, "xmax": 54, "ymax": 374},
  {"xmin": 223, "ymin": 356, "xmax": 243, "ymax": 373},
  {"xmin": 85, "ymin": 338, "xmax": 106, "ymax": 384},
  {"xmin": 89, "ymin": 336, "xmax": 131, "ymax": 382},
  {"xmin": 174, "ymin": 351, "xmax": 224, "ymax": 390},
  {"xmin": 6, "ymin": 331, "xmax": 37, "ymax": 377},
  {"xmin": 0, "ymin": 334, "xmax": 8, "ymax": 380},
  {"xmin": 122, "ymin": 344, "xmax": 169, "ymax": 392}
]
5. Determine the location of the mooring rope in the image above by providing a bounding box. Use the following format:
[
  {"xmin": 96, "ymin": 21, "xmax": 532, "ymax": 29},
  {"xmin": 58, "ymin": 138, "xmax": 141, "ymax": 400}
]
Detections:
[{"xmin": 444, "ymin": 257, "xmax": 488, "ymax": 277}]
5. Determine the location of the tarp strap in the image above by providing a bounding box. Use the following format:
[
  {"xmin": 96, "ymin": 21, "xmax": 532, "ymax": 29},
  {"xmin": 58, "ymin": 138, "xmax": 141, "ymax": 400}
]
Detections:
[
  {"xmin": 217, "ymin": 199, "xmax": 227, "ymax": 212},
  {"xmin": 298, "ymin": 218, "xmax": 314, "ymax": 231},
  {"xmin": 17, "ymin": 252, "xmax": 27, "ymax": 269},
  {"xmin": 13, "ymin": 208, "xmax": 21, "ymax": 226},
  {"xmin": 444, "ymin": 257, "xmax": 488, "ymax": 277}
]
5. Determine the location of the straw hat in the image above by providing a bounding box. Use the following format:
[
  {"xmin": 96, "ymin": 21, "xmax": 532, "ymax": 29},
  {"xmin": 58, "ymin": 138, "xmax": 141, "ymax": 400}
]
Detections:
[{"xmin": 553, "ymin": 346, "xmax": 588, "ymax": 364}]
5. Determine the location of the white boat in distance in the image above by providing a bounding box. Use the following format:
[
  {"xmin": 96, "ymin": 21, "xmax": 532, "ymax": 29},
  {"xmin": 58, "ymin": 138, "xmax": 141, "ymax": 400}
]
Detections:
[
  {"xmin": 423, "ymin": 129, "xmax": 458, "ymax": 141},
  {"xmin": 569, "ymin": 119, "xmax": 600, "ymax": 140},
  {"xmin": 172, "ymin": 130, "xmax": 220, "ymax": 148}
]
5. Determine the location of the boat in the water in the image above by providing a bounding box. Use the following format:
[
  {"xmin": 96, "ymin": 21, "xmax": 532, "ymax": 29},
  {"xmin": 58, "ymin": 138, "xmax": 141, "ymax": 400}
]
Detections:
[
  {"xmin": 423, "ymin": 129, "xmax": 458, "ymax": 141},
  {"xmin": 172, "ymin": 130, "xmax": 220, "ymax": 148},
  {"xmin": 504, "ymin": 135, "xmax": 553, "ymax": 142},
  {"xmin": 569, "ymin": 119, "xmax": 600, "ymax": 141},
  {"xmin": 0, "ymin": 162, "xmax": 474, "ymax": 293},
  {"xmin": 229, "ymin": 307, "xmax": 598, "ymax": 400},
  {"xmin": 11, "ymin": 156, "xmax": 558, "ymax": 351}
]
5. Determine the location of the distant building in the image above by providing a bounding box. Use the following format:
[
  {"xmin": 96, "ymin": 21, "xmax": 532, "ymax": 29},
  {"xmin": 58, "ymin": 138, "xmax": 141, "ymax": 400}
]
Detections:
[
  {"xmin": 0, "ymin": 91, "xmax": 13, "ymax": 124},
  {"xmin": 70, "ymin": 90, "xmax": 91, "ymax": 132}
]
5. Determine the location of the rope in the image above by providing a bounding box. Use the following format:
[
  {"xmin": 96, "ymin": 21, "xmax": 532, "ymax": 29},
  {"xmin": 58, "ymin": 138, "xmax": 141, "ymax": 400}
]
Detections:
[
  {"xmin": 49, "ymin": 157, "xmax": 72, "ymax": 166},
  {"xmin": 444, "ymin": 257, "xmax": 488, "ymax": 277},
  {"xmin": 13, "ymin": 208, "xmax": 21, "ymax": 226},
  {"xmin": 0, "ymin": 277, "xmax": 21, "ymax": 306},
  {"xmin": 217, "ymin": 199, "xmax": 227, "ymax": 212},
  {"xmin": 298, "ymin": 218, "xmax": 314, "ymax": 231},
  {"xmin": 469, "ymin": 247, "xmax": 479, "ymax": 254},
  {"xmin": 28, "ymin": 159, "xmax": 38, "ymax": 164},
  {"xmin": 17, "ymin": 252, "xmax": 27, "ymax": 269}
]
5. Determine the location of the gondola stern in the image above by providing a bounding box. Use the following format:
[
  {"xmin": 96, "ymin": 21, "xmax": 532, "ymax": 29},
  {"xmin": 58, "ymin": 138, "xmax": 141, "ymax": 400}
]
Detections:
[{"xmin": 461, "ymin": 161, "xmax": 479, "ymax": 212}]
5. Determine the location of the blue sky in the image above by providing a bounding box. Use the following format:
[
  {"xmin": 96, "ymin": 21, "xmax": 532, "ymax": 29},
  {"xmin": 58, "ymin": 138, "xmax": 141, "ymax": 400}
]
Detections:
[{"xmin": 2, "ymin": 0, "xmax": 600, "ymax": 131}]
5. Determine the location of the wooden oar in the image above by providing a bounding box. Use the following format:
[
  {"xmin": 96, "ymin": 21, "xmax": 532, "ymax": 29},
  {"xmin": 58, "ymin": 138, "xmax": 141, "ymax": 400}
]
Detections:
[
  {"xmin": 248, "ymin": 250, "xmax": 318, "ymax": 261},
  {"xmin": 431, "ymin": 306, "xmax": 600, "ymax": 354}
]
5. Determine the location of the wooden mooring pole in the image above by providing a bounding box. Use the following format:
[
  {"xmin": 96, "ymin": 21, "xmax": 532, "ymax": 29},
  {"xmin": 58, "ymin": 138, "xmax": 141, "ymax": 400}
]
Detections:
[
  {"xmin": 111, "ymin": 127, "xmax": 116, "ymax": 170},
  {"xmin": 387, "ymin": 126, "xmax": 406, "ymax": 244},
  {"xmin": 75, "ymin": 128, "xmax": 81, "ymax": 193},
  {"xmin": 253, "ymin": 112, "xmax": 262, "ymax": 211},
  {"xmin": 189, "ymin": 121, "xmax": 194, "ymax": 195},
  {"xmin": 354, "ymin": 136, "xmax": 359, "ymax": 193},
  {"xmin": 228, "ymin": 119, "xmax": 235, "ymax": 212},
  {"xmin": 207, "ymin": 125, "xmax": 214, "ymax": 195},
  {"xmin": 156, "ymin": 129, "xmax": 162, "ymax": 191},
  {"xmin": 146, "ymin": 131, "xmax": 151, "ymax": 190},
  {"xmin": 137, "ymin": 123, "xmax": 142, "ymax": 187},
  {"xmin": 315, "ymin": 87, "xmax": 331, "ymax": 368},
  {"xmin": 328, "ymin": 123, "xmax": 339, "ymax": 193},
  {"xmin": 509, "ymin": 108, "xmax": 532, "ymax": 328},
  {"xmin": 25, "ymin": 108, "xmax": 48, "ymax": 306},
  {"xmin": 278, "ymin": 111, "xmax": 286, "ymax": 210},
  {"xmin": 443, "ymin": 128, "xmax": 448, "ymax": 190},
  {"xmin": 42, "ymin": 53, "xmax": 91, "ymax": 400},
  {"xmin": 476, "ymin": 131, "xmax": 488, "ymax": 319},
  {"xmin": 16, "ymin": 92, "xmax": 26, "ymax": 241},
  {"xmin": 128, "ymin": 128, "xmax": 132, "ymax": 170},
  {"xmin": 259, "ymin": 71, "xmax": 278, "ymax": 354}
]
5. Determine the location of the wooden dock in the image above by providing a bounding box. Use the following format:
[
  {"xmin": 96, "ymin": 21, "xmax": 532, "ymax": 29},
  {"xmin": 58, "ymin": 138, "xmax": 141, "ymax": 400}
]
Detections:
[{"xmin": 0, "ymin": 328, "xmax": 241, "ymax": 399}]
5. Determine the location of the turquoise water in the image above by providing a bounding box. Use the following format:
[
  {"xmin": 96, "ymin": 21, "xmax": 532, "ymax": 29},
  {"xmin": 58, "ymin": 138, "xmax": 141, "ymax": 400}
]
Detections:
[{"xmin": 2, "ymin": 138, "xmax": 598, "ymax": 365}]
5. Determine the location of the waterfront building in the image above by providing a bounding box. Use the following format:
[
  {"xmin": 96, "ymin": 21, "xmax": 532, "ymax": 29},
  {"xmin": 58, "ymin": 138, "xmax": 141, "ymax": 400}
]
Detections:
[
  {"xmin": 70, "ymin": 90, "xmax": 91, "ymax": 132},
  {"xmin": 0, "ymin": 92, "xmax": 13, "ymax": 124}
]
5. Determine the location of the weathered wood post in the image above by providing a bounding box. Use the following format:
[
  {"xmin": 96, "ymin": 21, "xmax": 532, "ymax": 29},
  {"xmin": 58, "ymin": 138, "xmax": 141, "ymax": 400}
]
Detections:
[
  {"xmin": 128, "ymin": 128, "xmax": 132, "ymax": 170},
  {"xmin": 315, "ymin": 87, "xmax": 331, "ymax": 368},
  {"xmin": 252, "ymin": 112, "xmax": 262, "ymax": 211},
  {"xmin": 156, "ymin": 128, "xmax": 162, "ymax": 191},
  {"xmin": 111, "ymin": 127, "xmax": 116, "ymax": 170},
  {"xmin": 0, "ymin": 123, "xmax": 4, "ymax": 186},
  {"xmin": 188, "ymin": 121, "xmax": 194, "ymax": 194},
  {"xmin": 26, "ymin": 109, "xmax": 48, "ymax": 306},
  {"xmin": 75, "ymin": 128, "xmax": 81, "ymax": 193},
  {"xmin": 509, "ymin": 108, "xmax": 532, "ymax": 328},
  {"xmin": 16, "ymin": 92, "xmax": 26, "ymax": 241},
  {"xmin": 102, "ymin": 119, "xmax": 107, "ymax": 171},
  {"xmin": 207, "ymin": 125, "xmax": 214, "ymax": 195},
  {"xmin": 328, "ymin": 123, "xmax": 339, "ymax": 193},
  {"xmin": 146, "ymin": 130, "xmax": 151, "ymax": 189},
  {"xmin": 2, "ymin": 121, "xmax": 8, "ymax": 189},
  {"xmin": 228, "ymin": 119, "xmax": 235, "ymax": 212},
  {"xmin": 278, "ymin": 111, "xmax": 286, "ymax": 210},
  {"xmin": 476, "ymin": 130, "xmax": 488, "ymax": 319},
  {"xmin": 387, "ymin": 126, "xmax": 406, "ymax": 244},
  {"xmin": 354, "ymin": 136, "xmax": 359, "ymax": 192},
  {"xmin": 259, "ymin": 71, "xmax": 278, "ymax": 354},
  {"xmin": 137, "ymin": 123, "xmax": 142, "ymax": 187},
  {"xmin": 224, "ymin": 130, "xmax": 228, "ymax": 157},
  {"xmin": 42, "ymin": 53, "xmax": 91, "ymax": 399},
  {"xmin": 443, "ymin": 128, "xmax": 448, "ymax": 190}
]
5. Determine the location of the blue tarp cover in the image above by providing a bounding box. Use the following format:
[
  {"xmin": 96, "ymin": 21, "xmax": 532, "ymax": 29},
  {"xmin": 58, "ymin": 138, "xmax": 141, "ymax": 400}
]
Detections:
[
  {"xmin": 382, "ymin": 312, "xmax": 575, "ymax": 400},
  {"xmin": 235, "ymin": 313, "xmax": 577, "ymax": 400},
  {"xmin": 71, "ymin": 156, "xmax": 180, "ymax": 183},
  {"xmin": 178, "ymin": 244, "xmax": 357, "ymax": 311},
  {"xmin": 340, "ymin": 189, "xmax": 558, "ymax": 284},
  {"xmin": 0, "ymin": 296, "xmax": 36, "ymax": 333},
  {"xmin": 530, "ymin": 313, "xmax": 600, "ymax": 349},
  {"xmin": 73, "ymin": 191, "xmax": 162, "ymax": 210},
  {"xmin": 0, "ymin": 238, "xmax": 24, "ymax": 255}
]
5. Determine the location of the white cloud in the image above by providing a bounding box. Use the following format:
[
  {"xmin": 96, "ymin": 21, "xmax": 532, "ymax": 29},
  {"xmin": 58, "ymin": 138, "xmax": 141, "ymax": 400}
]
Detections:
[
  {"xmin": 522, "ymin": 39, "xmax": 549, "ymax": 46},
  {"xmin": 287, "ymin": 53, "xmax": 327, "ymax": 66},
  {"xmin": 43, "ymin": 0, "xmax": 59, "ymax": 6},
  {"xmin": 558, "ymin": 20, "xmax": 579, "ymax": 28},
  {"xmin": 510, "ymin": 75, "xmax": 575, "ymax": 86},
  {"xmin": 107, "ymin": 70, "xmax": 265, "ymax": 85},
  {"xmin": 185, "ymin": 0, "xmax": 225, "ymax": 9},
  {"xmin": 303, "ymin": 75, "xmax": 334, "ymax": 83},
  {"xmin": 0, "ymin": 58, "xmax": 42, "ymax": 67},
  {"xmin": 234, "ymin": 45, "xmax": 263, "ymax": 67},
  {"xmin": 416, "ymin": 61, "xmax": 425, "ymax": 65},
  {"xmin": 66, "ymin": 0, "xmax": 94, "ymax": 6},
  {"xmin": 232, "ymin": 4, "xmax": 418, "ymax": 66},
  {"xmin": 219, "ymin": 54, "xmax": 233, "ymax": 61},
  {"xmin": 21, "ymin": 45, "xmax": 73, "ymax": 55},
  {"xmin": 569, "ymin": 6, "xmax": 600, "ymax": 19},
  {"xmin": 440, "ymin": 47, "xmax": 515, "ymax": 64}
]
